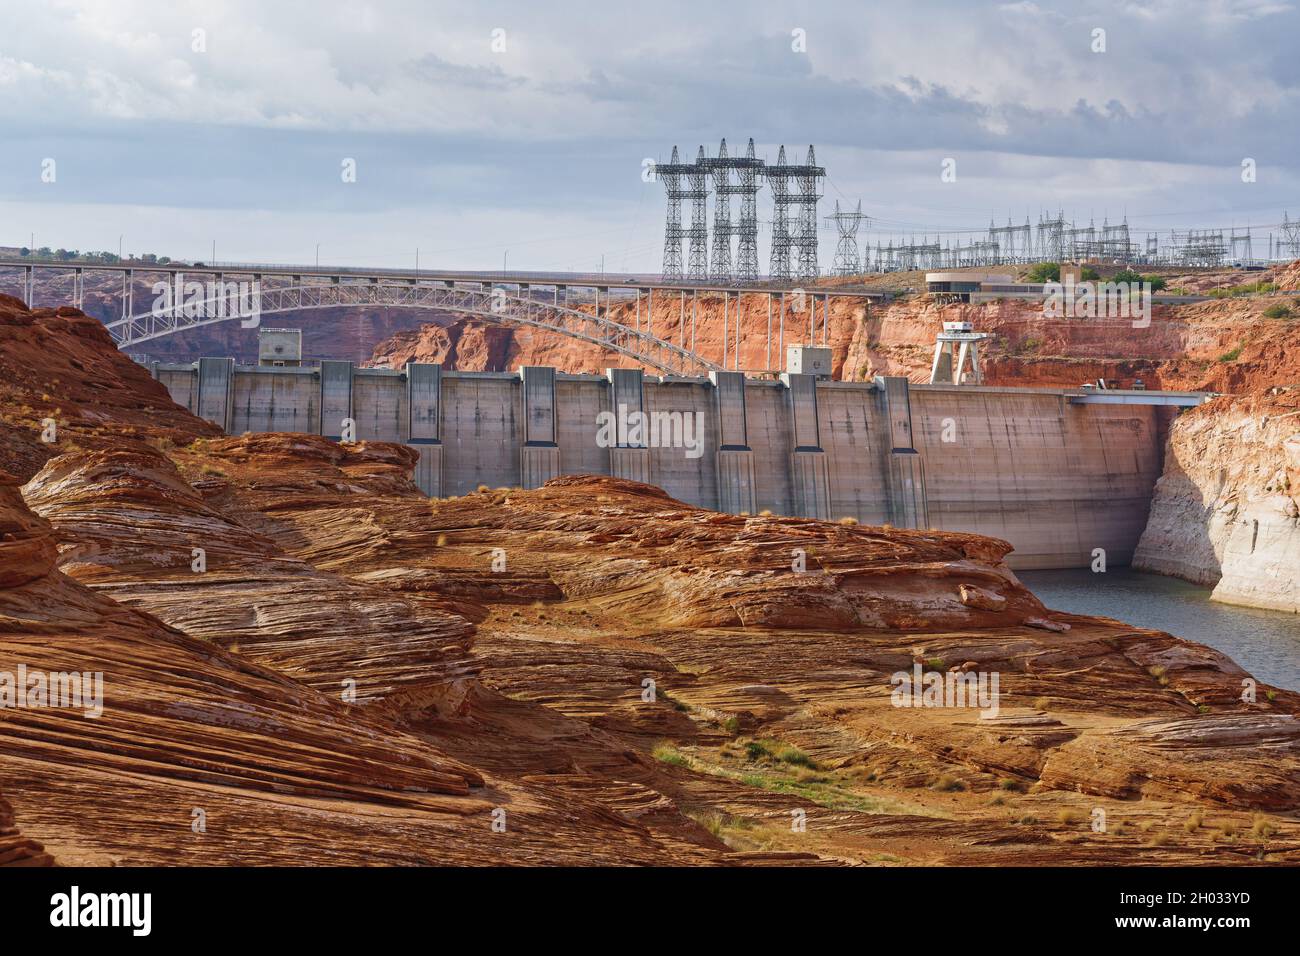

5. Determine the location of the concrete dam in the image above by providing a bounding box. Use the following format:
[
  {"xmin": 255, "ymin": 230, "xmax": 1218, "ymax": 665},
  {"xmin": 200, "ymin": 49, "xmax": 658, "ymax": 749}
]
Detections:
[{"xmin": 151, "ymin": 356, "xmax": 1183, "ymax": 570}]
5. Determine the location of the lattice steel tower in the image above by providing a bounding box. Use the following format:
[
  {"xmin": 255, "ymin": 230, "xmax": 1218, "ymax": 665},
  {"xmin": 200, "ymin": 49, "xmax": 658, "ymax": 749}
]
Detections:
[
  {"xmin": 708, "ymin": 139, "xmax": 735, "ymax": 282},
  {"xmin": 734, "ymin": 138, "xmax": 764, "ymax": 282},
  {"xmin": 793, "ymin": 145, "xmax": 825, "ymax": 281},
  {"xmin": 686, "ymin": 146, "xmax": 710, "ymax": 280},
  {"xmin": 1280, "ymin": 212, "xmax": 1300, "ymax": 260},
  {"xmin": 826, "ymin": 200, "xmax": 867, "ymax": 276},
  {"xmin": 768, "ymin": 145, "xmax": 796, "ymax": 282},
  {"xmin": 659, "ymin": 146, "xmax": 686, "ymax": 279},
  {"xmin": 1036, "ymin": 210, "xmax": 1068, "ymax": 261}
]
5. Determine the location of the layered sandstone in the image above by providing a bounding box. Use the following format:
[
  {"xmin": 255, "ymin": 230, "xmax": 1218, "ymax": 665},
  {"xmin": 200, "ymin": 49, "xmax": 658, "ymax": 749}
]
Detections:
[
  {"xmin": 21, "ymin": 258, "xmax": 1299, "ymax": 396},
  {"xmin": 0, "ymin": 789, "xmax": 53, "ymax": 867},
  {"xmin": 0, "ymin": 295, "xmax": 220, "ymax": 479},
  {"xmin": 368, "ymin": 271, "xmax": 1300, "ymax": 396},
  {"xmin": 22, "ymin": 447, "xmax": 479, "ymax": 713},
  {"xmin": 4, "ymin": 295, "xmax": 1300, "ymax": 866},
  {"xmin": 1135, "ymin": 389, "xmax": 1300, "ymax": 612}
]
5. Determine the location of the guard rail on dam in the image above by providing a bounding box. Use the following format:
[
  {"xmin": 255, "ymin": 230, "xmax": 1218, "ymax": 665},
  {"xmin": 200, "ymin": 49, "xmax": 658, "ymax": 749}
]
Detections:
[{"xmin": 150, "ymin": 358, "xmax": 1207, "ymax": 570}]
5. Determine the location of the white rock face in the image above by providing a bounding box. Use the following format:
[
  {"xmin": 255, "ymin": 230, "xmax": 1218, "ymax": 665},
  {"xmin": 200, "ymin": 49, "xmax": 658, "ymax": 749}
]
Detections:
[{"xmin": 1134, "ymin": 393, "xmax": 1300, "ymax": 613}]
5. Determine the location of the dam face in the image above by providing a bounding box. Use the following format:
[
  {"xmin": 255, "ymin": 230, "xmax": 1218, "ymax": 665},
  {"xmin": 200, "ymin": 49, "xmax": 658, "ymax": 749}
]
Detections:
[{"xmin": 153, "ymin": 359, "xmax": 1167, "ymax": 570}]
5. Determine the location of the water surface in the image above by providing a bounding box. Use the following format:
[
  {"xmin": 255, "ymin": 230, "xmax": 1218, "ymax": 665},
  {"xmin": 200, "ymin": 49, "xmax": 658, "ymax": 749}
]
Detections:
[{"xmin": 1018, "ymin": 568, "xmax": 1300, "ymax": 691}]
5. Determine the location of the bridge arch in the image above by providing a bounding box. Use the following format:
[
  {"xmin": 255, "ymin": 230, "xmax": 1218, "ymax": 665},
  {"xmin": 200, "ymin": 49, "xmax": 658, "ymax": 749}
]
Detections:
[{"xmin": 104, "ymin": 281, "xmax": 719, "ymax": 376}]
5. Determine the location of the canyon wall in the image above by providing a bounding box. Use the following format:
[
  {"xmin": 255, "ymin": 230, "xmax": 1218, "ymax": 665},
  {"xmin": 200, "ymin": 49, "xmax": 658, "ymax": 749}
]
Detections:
[
  {"xmin": 1135, "ymin": 389, "xmax": 1300, "ymax": 612},
  {"xmin": 7, "ymin": 293, "xmax": 1300, "ymax": 866},
  {"xmin": 371, "ymin": 287, "xmax": 1300, "ymax": 395},
  {"xmin": 16, "ymin": 264, "xmax": 1297, "ymax": 393}
]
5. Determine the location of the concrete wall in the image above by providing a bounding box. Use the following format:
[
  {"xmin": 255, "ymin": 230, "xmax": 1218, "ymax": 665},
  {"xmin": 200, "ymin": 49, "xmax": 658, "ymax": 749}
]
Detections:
[
  {"xmin": 909, "ymin": 386, "xmax": 1162, "ymax": 569},
  {"xmin": 153, "ymin": 359, "xmax": 1166, "ymax": 569}
]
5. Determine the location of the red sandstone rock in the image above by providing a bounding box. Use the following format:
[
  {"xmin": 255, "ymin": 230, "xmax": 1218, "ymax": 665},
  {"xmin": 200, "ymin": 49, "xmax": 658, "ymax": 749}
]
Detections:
[
  {"xmin": 1024, "ymin": 616, "xmax": 1071, "ymax": 633},
  {"xmin": 959, "ymin": 583, "xmax": 1008, "ymax": 611},
  {"xmin": 3, "ymin": 294, "xmax": 1300, "ymax": 867},
  {"xmin": 0, "ymin": 789, "xmax": 54, "ymax": 866}
]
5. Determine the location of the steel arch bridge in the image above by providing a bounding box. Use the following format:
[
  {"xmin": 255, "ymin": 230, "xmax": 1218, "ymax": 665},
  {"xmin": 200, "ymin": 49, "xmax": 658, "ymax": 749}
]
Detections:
[{"xmin": 103, "ymin": 281, "xmax": 720, "ymax": 376}]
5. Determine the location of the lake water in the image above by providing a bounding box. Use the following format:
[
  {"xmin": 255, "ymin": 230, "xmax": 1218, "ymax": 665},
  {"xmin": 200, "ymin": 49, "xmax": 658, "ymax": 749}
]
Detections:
[{"xmin": 1018, "ymin": 568, "xmax": 1300, "ymax": 691}]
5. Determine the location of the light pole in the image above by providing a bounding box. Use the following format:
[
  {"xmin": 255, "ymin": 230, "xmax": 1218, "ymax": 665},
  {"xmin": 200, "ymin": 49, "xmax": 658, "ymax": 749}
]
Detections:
[
  {"xmin": 315, "ymin": 243, "xmax": 320, "ymax": 268},
  {"xmin": 503, "ymin": 249, "xmax": 508, "ymax": 276}
]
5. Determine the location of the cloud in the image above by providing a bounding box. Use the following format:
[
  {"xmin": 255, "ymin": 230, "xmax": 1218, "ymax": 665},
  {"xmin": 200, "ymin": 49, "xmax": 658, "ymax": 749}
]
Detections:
[{"xmin": 0, "ymin": 0, "xmax": 1296, "ymax": 270}]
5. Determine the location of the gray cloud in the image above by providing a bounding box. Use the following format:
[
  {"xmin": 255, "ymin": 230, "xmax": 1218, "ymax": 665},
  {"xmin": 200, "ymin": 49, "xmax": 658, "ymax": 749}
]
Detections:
[{"xmin": 0, "ymin": 0, "xmax": 1296, "ymax": 270}]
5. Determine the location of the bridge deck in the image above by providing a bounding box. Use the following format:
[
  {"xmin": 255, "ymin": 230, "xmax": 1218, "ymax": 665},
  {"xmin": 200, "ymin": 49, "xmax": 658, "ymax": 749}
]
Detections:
[{"xmin": 0, "ymin": 257, "xmax": 891, "ymax": 298}]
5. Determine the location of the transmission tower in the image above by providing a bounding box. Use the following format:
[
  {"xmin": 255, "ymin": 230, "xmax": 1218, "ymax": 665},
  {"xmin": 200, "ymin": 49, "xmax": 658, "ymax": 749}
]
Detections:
[
  {"xmin": 768, "ymin": 145, "xmax": 796, "ymax": 282},
  {"xmin": 1280, "ymin": 212, "xmax": 1300, "ymax": 260},
  {"xmin": 1066, "ymin": 218, "xmax": 1098, "ymax": 260},
  {"xmin": 1036, "ymin": 210, "xmax": 1067, "ymax": 261},
  {"xmin": 1229, "ymin": 227, "xmax": 1253, "ymax": 264},
  {"xmin": 659, "ymin": 146, "xmax": 686, "ymax": 279},
  {"xmin": 793, "ymin": 145, "xmax": 825, "ymax": 280},
  {"xmin": 1170, "ymin": 229, "xmax": 1227, "ymax": 267},
  {"xmin": 686, "ymin": 146, "xmax": 710, "ymax": 280},
  {"xmin": 989, "ymin": 217, "xmax": 1032, "ymax": 263},
  {"xmin": 1100, "ymin": 217, "xmax": 1133, "ymax": 262},
  {"xmin": 707, "ymin": 139, "xmax": 734, "ymax": 281},
  {"xmin": 733, "ymin": 139, "xmax": 764, "ymax": 282},
  {"xmin": 825, "ymin": 200, "xmax": 867, "ymax": 276}
]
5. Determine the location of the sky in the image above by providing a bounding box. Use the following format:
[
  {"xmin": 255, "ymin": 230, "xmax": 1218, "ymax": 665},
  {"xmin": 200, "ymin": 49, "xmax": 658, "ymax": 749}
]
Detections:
[{"xmin": 0, "ymin": 0, "xmax": 1297, "ymax": 272}]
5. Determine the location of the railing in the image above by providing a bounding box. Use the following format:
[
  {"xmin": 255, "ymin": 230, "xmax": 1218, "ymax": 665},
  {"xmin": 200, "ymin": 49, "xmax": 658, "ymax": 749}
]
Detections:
[{"xmin": 103, "ymin": 282, "xmax": 720, "ymax": 377}]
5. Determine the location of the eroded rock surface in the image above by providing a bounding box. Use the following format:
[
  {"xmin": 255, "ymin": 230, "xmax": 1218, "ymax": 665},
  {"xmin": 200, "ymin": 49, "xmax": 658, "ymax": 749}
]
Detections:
[
  {"xmin": 1135, "ymin": 388, "xmax": 1300, "ymax": 612},
  {"xmin": 3, "ymin": 297, "xmax": 1299, "ymax": 866}
]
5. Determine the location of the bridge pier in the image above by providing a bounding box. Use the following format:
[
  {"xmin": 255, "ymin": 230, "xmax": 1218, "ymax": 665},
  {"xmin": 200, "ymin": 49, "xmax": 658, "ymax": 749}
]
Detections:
[
  {"xmin": 779, "ymin": 291, "xmax": 786, "ymax": 364},
  {"xmin": 721, "ymin": 293, "xmax": 728, "ymax": 369},
  {"xmin": 681, "ymin": 293, "xmax": 691, "ymax": 353},
  {"xmin": 766, "ymin": 294, "xmax": 773, "ymax": 370},
  {"xmin": 734, "ymin": 292, "xmax": 741, "ymax": 370},
  {"xmin": 711, "ymin": 370, "xmax": 757, "ymax": 515},
  {"xmin": 691, "ymin": 290, "xmax": 697, "ymax": 355},
  {"xmin": 519, "ymin": 365, "xmax": 561, "ymax": 489}
]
